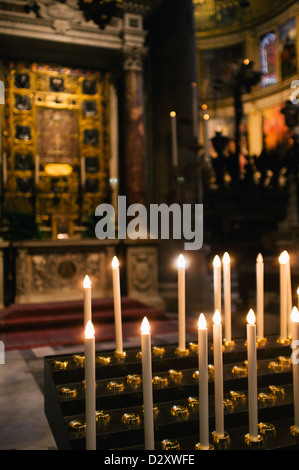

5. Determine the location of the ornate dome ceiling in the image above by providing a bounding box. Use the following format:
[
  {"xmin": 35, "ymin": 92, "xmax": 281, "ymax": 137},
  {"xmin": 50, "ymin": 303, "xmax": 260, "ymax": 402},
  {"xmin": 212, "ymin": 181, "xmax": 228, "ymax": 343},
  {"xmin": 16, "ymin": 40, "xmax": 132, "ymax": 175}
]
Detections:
[{"xmin": 193, "ymin": 0, "xmax": 297, "ymax": 34}]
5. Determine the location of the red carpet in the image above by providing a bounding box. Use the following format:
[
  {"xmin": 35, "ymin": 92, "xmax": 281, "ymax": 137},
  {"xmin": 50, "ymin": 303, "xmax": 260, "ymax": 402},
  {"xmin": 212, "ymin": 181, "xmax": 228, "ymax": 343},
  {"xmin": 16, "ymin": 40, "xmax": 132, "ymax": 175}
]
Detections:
[{"xmin": 0, "ymin": 298, "xmax": 170, "ymax": 351}]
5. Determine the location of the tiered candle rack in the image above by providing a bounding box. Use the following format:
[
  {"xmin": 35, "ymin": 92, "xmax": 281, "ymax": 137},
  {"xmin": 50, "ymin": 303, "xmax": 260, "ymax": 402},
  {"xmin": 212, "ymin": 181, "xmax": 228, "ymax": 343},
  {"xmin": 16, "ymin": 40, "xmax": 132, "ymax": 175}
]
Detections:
[{"xmin": 44, "ymin": 335, "xmax": 299, "ymax": 450}]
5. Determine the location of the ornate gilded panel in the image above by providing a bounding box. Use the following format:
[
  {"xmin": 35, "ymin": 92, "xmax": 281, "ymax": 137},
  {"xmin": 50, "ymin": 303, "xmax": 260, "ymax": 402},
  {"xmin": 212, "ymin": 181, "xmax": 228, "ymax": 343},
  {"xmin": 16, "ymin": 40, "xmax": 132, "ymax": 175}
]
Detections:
[{"xmin": 1, "ymin": 61, "xmax": 111, "ymax": 230}]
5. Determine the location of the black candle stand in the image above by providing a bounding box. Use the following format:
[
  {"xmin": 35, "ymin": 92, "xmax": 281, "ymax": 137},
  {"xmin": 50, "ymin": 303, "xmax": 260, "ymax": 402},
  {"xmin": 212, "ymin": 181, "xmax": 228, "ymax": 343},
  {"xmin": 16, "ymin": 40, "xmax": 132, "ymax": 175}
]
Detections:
[{"xmin": 44, "ymin": 335, "xmax": 299, "ymax": 450}]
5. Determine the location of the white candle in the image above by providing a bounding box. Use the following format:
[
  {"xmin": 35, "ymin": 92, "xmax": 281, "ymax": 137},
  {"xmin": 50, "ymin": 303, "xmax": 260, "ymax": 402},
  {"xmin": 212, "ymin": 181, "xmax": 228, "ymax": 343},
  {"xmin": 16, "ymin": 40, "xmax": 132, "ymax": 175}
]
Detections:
[
  {"xmin": 112, "ymin": 256, "xmax": 123, "ymax": 354},
  {"xmin": 198, "ymin": 313, "xmax": 210, "ymax": 449},
  {"xmin": 84, "ymin": 320, "xmax": 96, "ymax": 450},
  {"xmin": 222, "ymin": 253, "xmax": 231, "ymax": 342},
  {"xmin": 177, "ymin": 254, "xmax": 186, "ymax": 351},
  {"xmin": 279, "ymin": 251, "xmax": 289, "ymax": 341},
  {"xmin": 35, "ymin": 154, "xmax": 39, "ymax": 187},
  {"xmin": 213, "ymin": 310, "xmax": 224, "ymax": 438},
  {"xmin": 170, "ymin": 111, "xmax": 178, "ymax": 167},
  {"xmin": 287, "ymin": 255, "xmax": 292, "ymax": 338},
  {"xmin": 246, "ymin": 309, "xmax": 259, "ymax": 442},
  {"xmin": 256, "ymin": 253, "xmax": 264, "ymax": 340},
  {"xmin": 291, "ymin": 307, "xmax": 299, "ymax": 432},
  {"xmin": 141, "ymin": 317, "xmax": 155, "ymax": 450},
  {"xmin": 213, "ymin": 255, "xmax": 221, "ymax": 314},
  {"xmin": 297, "ymin": 287, "xmax": 299, "ymax": 309},
  {"xmin": 83, "ymin": 275, "xmax": 92, "ymax": 329}
]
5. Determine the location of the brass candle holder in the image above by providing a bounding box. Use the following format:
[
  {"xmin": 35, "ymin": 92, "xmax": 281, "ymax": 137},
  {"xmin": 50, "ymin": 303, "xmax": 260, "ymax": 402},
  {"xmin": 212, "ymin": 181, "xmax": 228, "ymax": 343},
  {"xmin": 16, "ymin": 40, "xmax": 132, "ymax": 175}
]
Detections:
[
  {"xmin": 188, "ymin": 342, "xmax": 198, "ymax": 353},
  {"xmin": 96, "ymin": 410, "xmax": 110, "ymax": 424},
  {"xmin": 114, "ymin": 351, "xmax": 127, "ymax": 360},
  {"xmin": 175, "ymin": 347, "xmax": 189, "ymax": 357},
  {"xmin": 258, "ymin": 422, "xmax": 276, "ymax": 435},
  {"xmin": 195, "ymin": 443, "xmax": 214, "ymax": 450},
  {"xmin": 126, "ymin": 374, "xmax": 142, "ymax": 388},
  {"xmin": 256, "ymin": 337, "xmax": 267, "ymax": 347},
  {"xmin": 152, "ymin": 376, "xmax": 168, "ymax": 387},
  {"xmin": 161, "ymin": 439, "xmax": 180, "ymax": 450},
  {"xmin": 59, "ymin": 386, "xmax": 77, "ymax": 399},
  {"xmin": 168, "ymin": 369, "xmax": 183, "ymax": 383},
  {"xmin": 231, "ymin": 365, "xmax": 247, "ymax": 376},
  {"xmin": 187, "ymin": 396, "xmax": 199, "ymax": 408},
  {"xmin": 258, "ymin": 392, "xmax": 275, "ymax": 404},
  {"xmin": 107, "ymin": 380, "xmax": 125, "ymax": 392},
  {"xmin": 96, "ymin": 355, "xmax": 111, "ymax": 365},
  {"xmin": 68, "ymin": 419, "xmax": 86, "ymax": 434},
  {"xmin": 52, "ymin": 360, "xmax": 68, "ymax": 370},
  {"xmin": 229, "ymin": 390, "xmax": 246, "ymax": 402},
  {"xmin": 121, "ymin": 412, "xmax": 141, "ymax": 425},
  {"xmin": 152, "ymin": 346, "xmax": 165, "ymax": 358},
  {"xmin": 170, "ymin": 405, "xmax": 189, "ymax": 419},
  {"xmin": 72, "ymin": 354, "xmax": 85, "ymax": 365},
  {"xmin": 268, "ymin": 385, "xmax": 285, "ymax": 396},
  {"xmin": 211, "ymin": 431, "xmax": 230, "ymax": 447},
  {"xmin": 244, "ymin": 433, "xmax": 263, "ymax": 446},
  {"xmin": 290, "ymin": 425, "xmax": 299, "ymax": 438}
]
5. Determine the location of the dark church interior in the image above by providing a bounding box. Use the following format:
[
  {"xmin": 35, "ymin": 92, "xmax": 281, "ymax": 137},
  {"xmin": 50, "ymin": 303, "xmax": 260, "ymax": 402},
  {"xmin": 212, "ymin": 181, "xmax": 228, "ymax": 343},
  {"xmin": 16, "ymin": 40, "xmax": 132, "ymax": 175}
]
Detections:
[{"xmin": 0, "ymin": 0, "xmax": 299, "ymax": 452}]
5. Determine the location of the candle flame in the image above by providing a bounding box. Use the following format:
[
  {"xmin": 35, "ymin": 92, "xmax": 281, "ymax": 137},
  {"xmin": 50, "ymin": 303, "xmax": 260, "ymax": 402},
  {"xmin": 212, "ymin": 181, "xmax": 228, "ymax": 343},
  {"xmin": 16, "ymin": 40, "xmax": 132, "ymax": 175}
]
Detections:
[
  {"xmin": 297, "ymin": 286, "xmax": 299, "ymax": 296},
  {"xmin": 213, "ymin": 309, "xmax": 221, "ymax": 325},
  {"xmin": 112, "ymin": 256, "xmax": 119, "ymax": 269},
  {"xmin": 213, "ymin": 255, "xmax": 221, "ymax": 267},
  {"xmin": 291, "ymin": 307, "xmax": 299, "ymax": 323},
  {"xmin": 85, "ymin": 320, "xmax": 95, "ymax": 339},
  {"xmin": 256, "ymin": 253, "xmax": 263, "ymax": 263},
  {"xmin": 141, "ymin": 316, "xmax": 150, "ymax": 334},
  {"xmin": 83, "ymin": 275, "xmax": 91, "ymax": 289},
  {"xmin": 177, "ymin": 254, "xmax": 186, "ymax": 268},
  {"xmin": 222, "ymin": 252, "xmax": 230, "ymax": 264},
  {"xmin": 170, "ymin": 111, "xmax": 176, "ymax": 117},
  {"xmin": 198, "ymin": 313, "xmax": 207, "ymax": 330},
  {"xmin": 247, "ymin": 309, "xmax": 256, "ymax": 325},
  {"xmin": 279, "ymin": 250, "xmax": 289, "ymax": 264}
]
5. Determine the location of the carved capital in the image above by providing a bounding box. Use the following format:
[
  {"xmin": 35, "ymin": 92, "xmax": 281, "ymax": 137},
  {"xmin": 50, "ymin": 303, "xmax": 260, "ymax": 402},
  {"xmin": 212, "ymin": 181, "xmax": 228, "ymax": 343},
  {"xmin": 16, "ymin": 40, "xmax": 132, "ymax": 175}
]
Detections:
[{"xmin": 123, "ymin": 46, "xmax": 148, "ymax": 72}]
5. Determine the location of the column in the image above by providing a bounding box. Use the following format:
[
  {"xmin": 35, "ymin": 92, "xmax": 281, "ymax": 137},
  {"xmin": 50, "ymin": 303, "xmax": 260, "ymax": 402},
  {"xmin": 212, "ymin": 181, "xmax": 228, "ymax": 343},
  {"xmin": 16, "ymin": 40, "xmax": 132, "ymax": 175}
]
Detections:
[{"xmin": 123, "ymin": 45, "xmax": 147, "ymax": 207}]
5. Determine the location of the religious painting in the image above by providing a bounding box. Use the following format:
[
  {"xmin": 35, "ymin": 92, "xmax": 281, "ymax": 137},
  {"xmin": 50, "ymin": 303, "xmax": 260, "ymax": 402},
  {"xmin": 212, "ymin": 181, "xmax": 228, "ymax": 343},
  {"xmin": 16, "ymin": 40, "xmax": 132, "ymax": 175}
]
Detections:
[
  {"xmin": 14, "ymin": 94, "xmax": 31, "ymax": 111},
  {"xmin": 14, "ymin": 152, "xmax": 33, "ymax": 170},
  {"xmin": 279, "ymin": 18, "xmax": 297, "ymax": 80},
  {"xmin": 200, "ymin": 42, "xmax": 245, "ymax": 100},
  {"xmin": 14, "ymin": 72, "xmax": 30, "ymax": 89},
  {"xmin": 259, "ymin": 32, "xmax": 278, "ymax": 88},
  {"xmin": 36, "ymin": 108, "xmax": 79, "ymax": 163},
  {"xmin": 15, "ymin": 125, "xmax": 31, "ymax": 141},
  {"xmin": 262, "ymin": 104, "xmax": 289, "ymax": 151}
]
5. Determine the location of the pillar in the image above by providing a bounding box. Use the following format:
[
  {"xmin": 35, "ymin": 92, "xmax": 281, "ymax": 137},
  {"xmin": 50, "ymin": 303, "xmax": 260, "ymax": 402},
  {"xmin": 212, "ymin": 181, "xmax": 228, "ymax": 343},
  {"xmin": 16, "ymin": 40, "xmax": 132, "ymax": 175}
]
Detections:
[{"xmin": 123, "ymin": 45, "xmax": 147, "ymax": 207}]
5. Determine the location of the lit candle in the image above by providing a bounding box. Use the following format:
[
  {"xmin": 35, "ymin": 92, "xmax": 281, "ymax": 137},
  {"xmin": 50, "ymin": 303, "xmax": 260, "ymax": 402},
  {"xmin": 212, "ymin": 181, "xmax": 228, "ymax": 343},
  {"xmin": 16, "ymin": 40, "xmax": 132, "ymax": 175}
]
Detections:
[
  {"xmin": 35, "ymin": 154, "xmax": 39, "ymax": 187},
  {"xmin": 177, "ymin": 254, "xmax": 186, "ymax": 351},
  {"xmin": 222, "ymin": 253, "xmax": 231, "ymax": 343},
  {"xmin": 141, "ymin": 317, "xmax": 155, "ymax": 450},
  {"xmin": 83, "ymin": 275, "xmax": 92, "ymax": 329},
  {"xmin": 256, "ymin": 253, "xmax": 264, "ymax": 340},
  {"xmin": 279, "ymin": 251, "xmax": 289, "ymax": 341},
  {"xmin": 246, "ymin": 309, "xmax": 260, "ymax": 443},
  {"xmin": 291, "ymin": 307, "xmax": 299, "ymax": 433},
  {"xmin": 297, "ymin": 287, "xmax": 299, "ymax": 309},
  {"xmin": 170, "ymin": 111, "xmax": 178, "ymax": 167},
  {"xmin": 198, "ymin": 313, "xmax": 210, "ymax": 449},
  {"xmin": 84, "ymin": 320, "xmax": 96, "ymax": 450},
  {"xmin": 112, "ymin": 256, "xmax": 123, "ymax": 354},
  {"xmin": 213, "ymin": 310, "xmax": 224, "ymax": 438},
  {"xmin": 287, "ymin": 255, "xmax": 292, "ymax": 338},
  {"xmin": 213, "ymin": 255, "xmax": 221, "ymax": 314}
]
